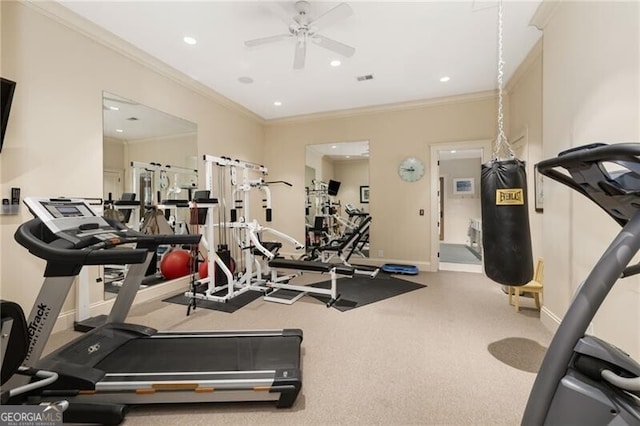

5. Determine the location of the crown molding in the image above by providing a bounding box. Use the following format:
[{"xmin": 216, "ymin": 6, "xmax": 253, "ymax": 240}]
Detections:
[
  {"xmin": 530, "ymin": 0, "xmax": 562, "ymax": 31},
  {"xmin": 265, "ymin": 90, "xmax": 497, "ymax": 126},
  {"xmin": 23, "ymin": 1, "xmax": 264, "ymax": 124}
]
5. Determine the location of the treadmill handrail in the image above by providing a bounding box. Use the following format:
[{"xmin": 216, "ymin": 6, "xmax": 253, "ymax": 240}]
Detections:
[{"xmin": 15, "ymin": 219, "xmax": 148, "ymax": 266}]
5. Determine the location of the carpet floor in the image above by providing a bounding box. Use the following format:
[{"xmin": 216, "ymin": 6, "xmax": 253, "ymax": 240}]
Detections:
[{"xmin": 44, "ymin": 270, "xmax": 552, "ymax": 425}]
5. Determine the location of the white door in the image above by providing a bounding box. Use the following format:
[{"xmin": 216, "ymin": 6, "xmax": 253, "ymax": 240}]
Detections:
[{"xmin": 103, "ymin": 169, "xmax": 124, "ymax": 202}]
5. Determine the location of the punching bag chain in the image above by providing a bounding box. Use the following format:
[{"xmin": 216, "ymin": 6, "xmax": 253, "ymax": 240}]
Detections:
[{"xmin": 493, "ymin": 0, "xmax": 514, "ymax": 161}]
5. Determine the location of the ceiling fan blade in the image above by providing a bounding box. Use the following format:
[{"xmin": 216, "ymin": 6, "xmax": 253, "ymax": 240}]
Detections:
[
  {"xmin": 245, "ymin": 34, "xmax": 292, "ymax": 47},
  {"xmin": 266, "ymin": 2, "xmax": 297, "ymax": 27},
  {"xmin": 312, "ymin": 34, "xmax": 355, "ymax": 57},
  {"xmin": 309, "ymin": 3, "xmax": 353, "ymax": 32},
  {"xmin": 293, "ymin": 39, "xmax": 306, "ymax": 69}
]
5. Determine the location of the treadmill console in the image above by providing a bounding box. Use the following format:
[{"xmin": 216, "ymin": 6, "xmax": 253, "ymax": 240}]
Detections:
[{"xmin": 24, "ymin": 197, "xmax": 119, "ymax": 245}]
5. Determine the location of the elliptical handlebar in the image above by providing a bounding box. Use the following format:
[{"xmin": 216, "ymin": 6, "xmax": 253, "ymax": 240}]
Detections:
[{"xmin": 537, "ymin": 142, "xmax": 640, "ymax": 226}]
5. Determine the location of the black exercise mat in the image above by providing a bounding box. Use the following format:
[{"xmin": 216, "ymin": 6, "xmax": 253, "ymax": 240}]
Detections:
[
  {"xmin": 163, "ymin": 289, "xmax": 263, "ymax": 313},
  {"xmin": 310, "ymin": 275, "xmax": 426, "ymax": 312}
]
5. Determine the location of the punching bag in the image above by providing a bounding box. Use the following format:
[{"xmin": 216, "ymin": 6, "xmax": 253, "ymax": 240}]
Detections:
[{"xmin": 481, "ymin": 159, "xmax": 533, "ymax": 285}]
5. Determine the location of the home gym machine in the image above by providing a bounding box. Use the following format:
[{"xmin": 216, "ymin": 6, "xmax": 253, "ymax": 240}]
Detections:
[
  {"xmin": 522, "ymin": 143, "xmax": 640, "ymax": 425},
  {"xmin": 11, "ymin": 197, "xmax": 303, "ymax": 424},
  {"xmin": 186, "ymin": 155, "xmax": 348, "ymax": 306},
  {"xmin": 185, "ymin": 154, "xmax": 300, "ymax": 303}
]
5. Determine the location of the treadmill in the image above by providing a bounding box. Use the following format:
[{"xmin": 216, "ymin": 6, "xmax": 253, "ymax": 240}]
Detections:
[{"xmin": 13, "ymin": 197, "xmax": 303, "ymax": 423}]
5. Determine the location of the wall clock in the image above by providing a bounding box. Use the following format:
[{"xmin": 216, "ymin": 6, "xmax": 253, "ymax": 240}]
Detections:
[{"xmin": 398, "ymin": 157, "xmax": 426, "ymax": 182}]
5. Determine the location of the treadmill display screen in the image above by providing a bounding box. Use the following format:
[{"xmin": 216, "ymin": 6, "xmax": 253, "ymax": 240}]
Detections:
[{"xmin": 43, "ymin": 202, "xmax": 94, "ymax": 218}]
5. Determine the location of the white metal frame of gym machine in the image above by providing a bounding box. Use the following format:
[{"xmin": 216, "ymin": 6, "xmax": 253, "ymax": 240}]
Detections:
[
  {"xmin": 186, "ymin": 154, "xmax": 346, "ymax": 306},
  {"xmin": 185, "ymin": 154, "xmax": 302, "ymax": 303}
]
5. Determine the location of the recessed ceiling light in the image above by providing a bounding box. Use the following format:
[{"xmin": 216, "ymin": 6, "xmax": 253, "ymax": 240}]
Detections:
[
  {"xmin": 345, "ymin": 155, "xmax": 351, "ymax": 159},
  {"xmin": 330, "ymin": 60, "xmax": 341, "ymax": 67},
  {"xmin": 115, "ymin": 129, "xmax": 124, "ymax": 133},
  {"xmin": 108, "ymin": 106, "xmax": 119, "ymax": 111},
  {"xmin": 331, "ymin": 145, "xmax": 337, "ymax": 149},
  {"xmin": 451, "ymin": 150, "xmax": 456, "ymax": 153},
  {"xmin": 238, "ymin": 76, "xmax": 254, "ymax": 84},
  {"xmin": 273, "ymin": 101, "xmax": 282, "ymax": 106},
  {"xmin": 183, "ymin": 36, "xmax": 197, "ymax": 45},
  {"xmin": 440, "ymin": 76, "xmax": 451, "ymax": 83}
]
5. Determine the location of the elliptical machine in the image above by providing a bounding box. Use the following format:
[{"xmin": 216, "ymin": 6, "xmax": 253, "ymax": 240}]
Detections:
[{"xmin": 523, "ymin": 143, "xmax": 640, "ymax": 425}]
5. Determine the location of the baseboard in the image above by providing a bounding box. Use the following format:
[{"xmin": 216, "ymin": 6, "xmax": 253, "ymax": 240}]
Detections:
[
  {"xmin": 438, "ymin": 262, "xmax": 483, "ymax": 273},
  {"xmin": 540, "ymin": 305, "xmax": 595, "ymax": 336},
  {"xmin": 540, "ymin": 306, "xmax": 561, "ymax": 334},
  {"xmin": 53, "ymin": 276, "xmax": 190, "ymax": 333}
]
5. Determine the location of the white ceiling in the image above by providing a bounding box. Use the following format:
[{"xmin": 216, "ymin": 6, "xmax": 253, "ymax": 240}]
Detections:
[
  {"xmin": 59, "ymin": 1, "xmax": 542, "ymax": 121},
  {"xmin": 102, "ymin": 92, "xmax": 196, "ymax": 140},
  {"xmin": 308, "ymin": 140, "xmax": 370, "ymax": 160}
]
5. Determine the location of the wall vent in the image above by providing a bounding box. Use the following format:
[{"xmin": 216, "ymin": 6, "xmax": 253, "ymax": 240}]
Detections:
[{"xmin": 356, "ymin": 74, "xmax": 374, "ymax": 82}]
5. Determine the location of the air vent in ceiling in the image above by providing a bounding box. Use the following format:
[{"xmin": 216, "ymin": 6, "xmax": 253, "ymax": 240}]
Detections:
[
  {"xmin": 356, "ymin": 74, "xmax": 374, "ymax": 82},
  {"xmin": 126, "ymin": 117, "xmax": 139, "ymax": 121}
]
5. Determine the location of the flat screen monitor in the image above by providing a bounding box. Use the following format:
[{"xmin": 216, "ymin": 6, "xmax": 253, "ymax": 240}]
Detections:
[
  {"xmin": 327, "ymin": 179, "xmax": 341, "ymax": 196},
  {"xmin": 0, "ymin": 78, "xmax": 17, "ymax": 152}
]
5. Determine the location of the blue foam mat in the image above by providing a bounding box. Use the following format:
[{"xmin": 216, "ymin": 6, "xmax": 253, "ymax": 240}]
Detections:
[{"xmin": 381, "ymin": 263, "xmax": 419, "ymax": 275}]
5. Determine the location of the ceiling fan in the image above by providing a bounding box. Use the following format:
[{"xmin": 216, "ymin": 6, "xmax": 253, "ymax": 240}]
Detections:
[{"xmin": 244, "ymin": 1, "xmax": 355, "ymax": 70}]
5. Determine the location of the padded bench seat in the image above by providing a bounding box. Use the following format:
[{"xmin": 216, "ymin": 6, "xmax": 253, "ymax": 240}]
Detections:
[{"xmin": 268, "ymin": 258, "xmax": 354, "ymax": 276}]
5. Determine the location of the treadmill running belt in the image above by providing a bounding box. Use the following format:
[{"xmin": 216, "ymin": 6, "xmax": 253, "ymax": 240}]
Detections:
[{"xmin": 95, "ymin": 336, "xmax": 301, "ymax": 373}]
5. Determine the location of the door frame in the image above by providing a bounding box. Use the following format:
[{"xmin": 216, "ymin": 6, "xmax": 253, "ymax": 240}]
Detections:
[{"xmin": 429, "ymin": 140, "xmax": 492, "ymax": 271}]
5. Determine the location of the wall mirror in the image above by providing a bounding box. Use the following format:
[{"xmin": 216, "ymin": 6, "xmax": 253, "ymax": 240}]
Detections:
[
  {"xmin": 102, "ymin": 91, "xmax": 197, "ymax": 297},
  {"xmin": 304, "ymin": 141, "xmax": 370, "ymax": 258}
]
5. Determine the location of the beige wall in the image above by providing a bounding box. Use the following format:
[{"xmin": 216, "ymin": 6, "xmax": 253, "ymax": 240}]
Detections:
[
  {"xmin": 103, "ymin": 137, "xmax": 125, "ymax": 171},
  {"xmin": 265, "ymin": 96, "xmax": 497, "ymax": 267},
  {"xmin": 333, "ymin": 159, "xmax": 369, "ymax": 214},
  {"xmin": 507, "ymin": 42, "xmax": 543, "ymax": 263},
  {"xmin": 538, "ymin": 1, "xmax": 640, "ymax": 357},
  {"xmin": 126, "ymin": 133, "xmax": 197, "ymax": 171},
  {"xmin": 0, "ymin": 2, "xmax": 264, "ymax": 322}
]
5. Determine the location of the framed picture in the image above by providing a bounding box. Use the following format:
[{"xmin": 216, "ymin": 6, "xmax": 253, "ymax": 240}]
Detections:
[
  {"xmin": 534, "ymin": 165, "xmax": 544, "ymax": 213},
  {"xmin": 453, "ymin": 178, "xmax": 475, "ymax": 195},
  {"xmin": 360, "ymin": 185, "xmax": 370, "ymax": 203}
]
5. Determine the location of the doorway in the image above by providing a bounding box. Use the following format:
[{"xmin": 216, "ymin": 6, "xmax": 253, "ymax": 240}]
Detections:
[
  {"xmin": 103, "ymin": 169, "xmax": 124, "ymax": 202},
  {"xmin": 430, "ymin": 140, "xmax": 491, "ymax": 273}
]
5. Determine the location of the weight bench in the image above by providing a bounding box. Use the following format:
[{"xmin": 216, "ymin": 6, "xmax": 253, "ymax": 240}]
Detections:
[
  {"xmin": 311, "ymin": 216, "xmax": 379, "ymax": 278},
  {"xmin": 264, "ymin": 258, "xmax": 354, "ymax": 306}
]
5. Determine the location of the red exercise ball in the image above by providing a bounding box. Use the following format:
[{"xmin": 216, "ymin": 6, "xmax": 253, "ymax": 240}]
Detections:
[
  {"xmin": 198, "ymin": 258, "xmax": 209, "ymax": 279},
  {"xmin": 197, "ymin": 257, "xmax": 236, "ymax": 280},
  {"xmin": 160, "ymin": 250, "xmax": 192, "ymax": 280}
]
